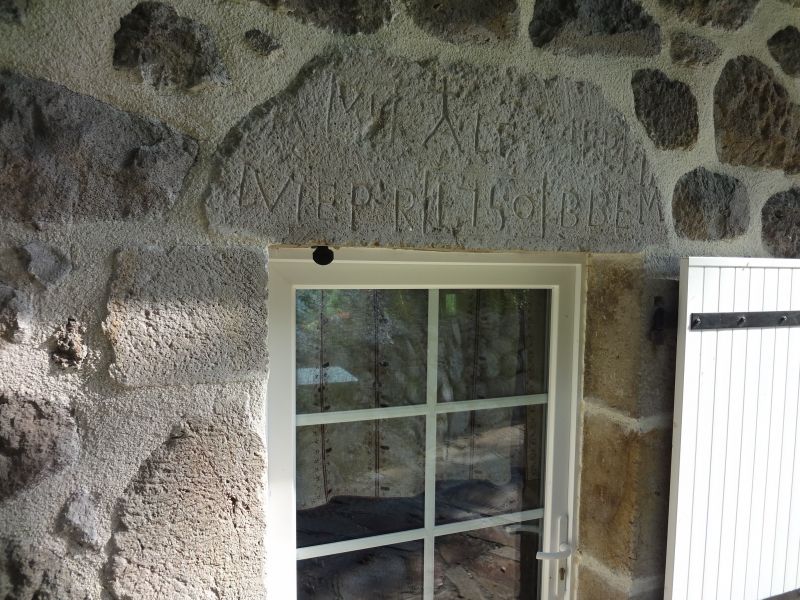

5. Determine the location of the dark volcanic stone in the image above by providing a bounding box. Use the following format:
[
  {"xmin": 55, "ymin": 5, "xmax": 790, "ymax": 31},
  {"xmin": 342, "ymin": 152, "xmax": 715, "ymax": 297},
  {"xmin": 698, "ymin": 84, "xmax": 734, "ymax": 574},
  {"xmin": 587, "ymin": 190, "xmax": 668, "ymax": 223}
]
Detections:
[
  {"xmin": 0, "ymin": 71, "xmax": 197, "ymax": 225},
  {"xmin": 0, "ymin": 393, "xmax": 80, "ymax": 500},
  {"xmin": 762, "ymin": 188, "xmax": 800, "ymax": 258},
  {"xmin": 632, "ymin": 69, "xmax": 698, "ymax": 150},
  {"xmin": 529, "ymin": 0, "xmax": 661, "ymax": 56},
  {"xmin": 0, "ymin": 540, "xmax": 92, "ymax": 598},
  {"xmin": 657, "ymin": 0, "xmax": 758, "ymax": 29},
  {"xmin": 672, "ymin": 167, "xmax": 749, "ymax": 240},
  {"xmin": 670, "ymin": 31, "xmax": 721, "ymax": 66},
  {"xmin": 21, "ymin": 242, "xmax": 71, "ymax": 287},
  {"xmin": 768, "ymin": 26, "xmax": 800, "ymax": 77},
  {"xmin": 714, "ymin": 56, "xmax": 800, "ymax": 174},
  {"xmin": 245, "ymin": 29, "xmax": 280, "ymax": 56},
  {"xmin": 0, "ymin": 284, "xmax": 29, "ymax": 343},
  {"xmin": 403, "ymin": 0, "xmax": 518, "ymax": 43},
  {"xmin": 0, "ymin": 0, "xmax": 25, "ymax": 23},
  {"xmin": 259, "ymin": 0, "xmax": 391, "ymax": 34},
  {"xmin": 113, "ymin": 2, "xmax": 230, "ymax": 90}
]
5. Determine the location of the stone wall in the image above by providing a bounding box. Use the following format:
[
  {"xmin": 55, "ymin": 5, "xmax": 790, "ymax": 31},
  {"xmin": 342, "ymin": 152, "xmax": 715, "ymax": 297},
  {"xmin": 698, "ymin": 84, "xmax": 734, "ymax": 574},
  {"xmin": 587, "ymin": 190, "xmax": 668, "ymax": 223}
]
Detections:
[{"xmin": 0, "ymin": 0, "xmax": 798, "ymax": 598}]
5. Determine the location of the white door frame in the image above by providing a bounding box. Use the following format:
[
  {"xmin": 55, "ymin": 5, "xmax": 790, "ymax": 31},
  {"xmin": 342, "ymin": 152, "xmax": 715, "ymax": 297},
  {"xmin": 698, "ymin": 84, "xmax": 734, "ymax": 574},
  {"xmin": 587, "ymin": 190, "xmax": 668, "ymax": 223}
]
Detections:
[{"xmin": 265, "ymin": 247, "xmax": 585, "ymax": 599}]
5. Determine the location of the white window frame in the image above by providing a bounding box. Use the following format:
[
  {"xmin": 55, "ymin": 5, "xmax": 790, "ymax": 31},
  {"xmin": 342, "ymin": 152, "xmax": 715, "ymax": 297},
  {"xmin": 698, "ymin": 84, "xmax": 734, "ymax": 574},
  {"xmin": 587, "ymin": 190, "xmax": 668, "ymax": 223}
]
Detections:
[{"xmin": 265, "ymin": 247, "xmax": 585, "ymax": 600}]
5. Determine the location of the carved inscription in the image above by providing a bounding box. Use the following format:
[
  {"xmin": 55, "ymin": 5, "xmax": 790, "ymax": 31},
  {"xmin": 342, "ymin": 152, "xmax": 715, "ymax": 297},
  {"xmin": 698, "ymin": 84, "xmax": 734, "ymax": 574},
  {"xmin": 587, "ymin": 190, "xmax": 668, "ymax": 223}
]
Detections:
[{"xmin": 208, "ymin": 50, "xmax": 667, "ymax": 251}]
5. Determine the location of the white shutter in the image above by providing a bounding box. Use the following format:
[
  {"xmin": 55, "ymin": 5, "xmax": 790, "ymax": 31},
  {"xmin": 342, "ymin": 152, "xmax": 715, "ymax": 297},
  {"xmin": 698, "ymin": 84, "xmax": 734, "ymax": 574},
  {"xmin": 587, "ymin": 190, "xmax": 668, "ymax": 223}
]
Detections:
[{"xmin": 666, "ymin": 257, "xmax": 800, "ymax": 600}]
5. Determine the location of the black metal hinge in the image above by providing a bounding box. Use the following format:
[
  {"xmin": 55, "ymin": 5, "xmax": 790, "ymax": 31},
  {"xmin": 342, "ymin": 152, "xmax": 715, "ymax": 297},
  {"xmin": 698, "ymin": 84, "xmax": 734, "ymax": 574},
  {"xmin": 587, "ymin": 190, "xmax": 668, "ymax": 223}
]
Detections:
[{"xmin": 690, "ymin": 311, "xmax": 800, "ymax": 331}]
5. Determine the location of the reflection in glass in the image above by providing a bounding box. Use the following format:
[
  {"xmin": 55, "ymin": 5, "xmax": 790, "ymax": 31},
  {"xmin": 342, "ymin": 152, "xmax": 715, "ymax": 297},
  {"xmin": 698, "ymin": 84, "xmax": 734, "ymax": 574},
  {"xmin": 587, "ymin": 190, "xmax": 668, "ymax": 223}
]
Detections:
[
  {"xmin": 296, "ymin": 289, "xmax": 428, "ymax": 414},
  {"xmin": 434, "ymin": 521, "xmax": 541, "ymax": 599},
  {"xmin": 296, "ymin": 417, "xmax": 425, "ymax": 547},
  {"xmin": 438, "ymin": 289, "xmax": 549, "ymax": 402},
  {"xmin": 299, "ymin": 541, "xmax": 423, "ymax": 600},
  {"xmin": 436, "ymin": 406, "xmax": 545, "ymax": 524}
]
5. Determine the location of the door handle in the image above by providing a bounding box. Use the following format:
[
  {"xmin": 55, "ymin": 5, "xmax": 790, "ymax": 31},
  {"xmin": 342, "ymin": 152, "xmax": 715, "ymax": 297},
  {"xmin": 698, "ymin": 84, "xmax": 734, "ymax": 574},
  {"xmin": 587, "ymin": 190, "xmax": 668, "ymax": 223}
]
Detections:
[
  {"xmin": 536, "ymin": 542, "xmax": 572, "ymax": 561},
  {"xmin": 504, "ymin": 524, "xmax": 541, "ymax": 535}
]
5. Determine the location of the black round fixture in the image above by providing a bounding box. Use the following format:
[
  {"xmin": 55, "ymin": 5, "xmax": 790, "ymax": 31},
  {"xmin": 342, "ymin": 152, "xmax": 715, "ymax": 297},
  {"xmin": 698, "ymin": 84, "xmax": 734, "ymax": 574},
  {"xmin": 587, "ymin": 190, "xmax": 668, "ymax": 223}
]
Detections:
[{"xmin": 312, "ymin": 246, "xmax": 334, "ymax": 266}]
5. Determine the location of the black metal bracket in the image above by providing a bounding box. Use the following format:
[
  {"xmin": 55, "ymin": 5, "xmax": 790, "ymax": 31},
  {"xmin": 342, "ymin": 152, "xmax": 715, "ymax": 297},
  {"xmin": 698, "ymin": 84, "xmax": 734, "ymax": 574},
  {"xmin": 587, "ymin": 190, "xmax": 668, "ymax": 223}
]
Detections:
[{"xmin": 690, "ymin": 311, "xmax": 800, "ymax": 330}]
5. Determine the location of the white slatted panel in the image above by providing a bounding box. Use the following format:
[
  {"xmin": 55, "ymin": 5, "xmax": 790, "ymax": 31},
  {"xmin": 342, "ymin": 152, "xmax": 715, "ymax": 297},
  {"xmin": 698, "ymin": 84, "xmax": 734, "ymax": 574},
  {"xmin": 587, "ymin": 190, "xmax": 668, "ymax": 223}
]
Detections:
[{"xmin": 666, "ymin": 258, "xmax": 800, "ymax": 600}]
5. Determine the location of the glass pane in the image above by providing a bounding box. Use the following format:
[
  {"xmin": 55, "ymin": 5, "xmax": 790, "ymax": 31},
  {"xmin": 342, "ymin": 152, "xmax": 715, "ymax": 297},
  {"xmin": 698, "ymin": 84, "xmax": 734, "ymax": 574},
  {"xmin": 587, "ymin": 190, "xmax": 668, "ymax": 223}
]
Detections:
[
  {"xmin": 436, "ymin": 406, "xmax": 545, "ymax": 524},
  {"xmin": 296, "ymin": 289, "xmax": 428, "ymax": 414},
  {"xmin": 299, "ymin": 541, "xmax": 423, "ymax": 600},
  {"xmin": 297, "ymin": 416, "xmax": 425, "ymax": 547},
  {"xmin": 437, "ymin": 289, "xmax": 549, "ymax": 402},
  {"xmin": 434, "ymin": 521, "xmax": 541, "ymax": 599}
]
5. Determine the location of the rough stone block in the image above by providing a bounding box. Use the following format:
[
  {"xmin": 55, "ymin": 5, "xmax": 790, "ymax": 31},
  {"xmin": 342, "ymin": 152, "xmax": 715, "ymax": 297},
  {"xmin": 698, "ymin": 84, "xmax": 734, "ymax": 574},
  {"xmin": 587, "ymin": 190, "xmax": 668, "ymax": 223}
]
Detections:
[
  {"xmin": 632, "ymin": 69, "xmax": 698, "ymax": 150},
  {"xmin": 245, "ymin": 28, "xmax": 280, "ymax": 56},
  {"xmin": 0, "ymin": 393, "xmax": 80, "ymax": 500},
  {"xmin": 0, "ymin": 0, "xmax": 25, "ymax": 23},
  {"xmin": 21, "ymin": 242, "xmax": 71, "ymax": 288},
  {"xmin": 767, "ymin": 26, "xmax": 800, "ymax": 78},
  {"xmin": 106, "ymin": 419, "xmax": 265, "ymax": 599},
  {"xmin": 0, "ymin": 71, "xmax": 197, "ymax": 225},
  {"xmin": 669, "ymin": 32, "xmax": 721, "ymax": 66},
  {"xmin": 672, "ymin": 167, "xmax": 749, "ymax": 240},
  {"xmin": 714, "ymin": 56, "xmax": 800, "ymax": 174},
  {"xmin": 57, "ymin": 487, "xmax": 102, "ymax": 550},
  {"xmin": 529, "ymin": 0, "xmax": 661, "ymax": 56},
  {"xmin": 258, "ymin": 0, "xmax": 390, "ymax": 34},
  {"xmin": 578, "ymin": 565, "xmax": 663, "ymax": 600},
  {"xmin": 105, "ymin": 245, "xmax": 268, "ymax": 386},
  {"xmin": 207, "ymin": 49, "xmax": 667, "ymax": 252},
  {"xmin": 762, "ymin": 188, "xmax": 800, "ymax": 258},
  {"xmin": 113, "ymin": 2, "xmax": 230, "ymax": 91},
  {"xmin": 585, "ymin": 256, "xmax": 642, "ymax": 414},
  {"xmin": 637, "ymin": 278, "xmax": 678, "ymax": 417},
  {"xmin": 579, "ymin": 413, "xmax": 672, "ymax": 578},
  {"xmin": 403, "ymin": 0, "xmax": 518, "ymax": 44},
  {"xmin": 657, "ymin": 0, "xmax": 757, "ymax": 29},
  {"xmin": 0, "ymin": 284, "xmax": 30, "ymax": 343}
]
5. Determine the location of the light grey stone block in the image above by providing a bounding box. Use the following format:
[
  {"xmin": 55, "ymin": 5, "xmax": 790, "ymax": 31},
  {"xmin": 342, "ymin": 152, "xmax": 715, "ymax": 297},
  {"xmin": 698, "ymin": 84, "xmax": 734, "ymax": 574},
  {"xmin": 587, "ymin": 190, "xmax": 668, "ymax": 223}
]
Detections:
[
  {"xmin": 106, "ymin": 245, "xmax": 268, "ymax": 387},
  {"xmin": 207, "ymin": 49, "xmax": 667, "ymax": 252},
  {"xmin": 106, "ymin": 419, "xmax": 265, "ymax": 599},
  {"xmin": 58, "ymin": 487, "xmax": 103, "ymax": 550}
]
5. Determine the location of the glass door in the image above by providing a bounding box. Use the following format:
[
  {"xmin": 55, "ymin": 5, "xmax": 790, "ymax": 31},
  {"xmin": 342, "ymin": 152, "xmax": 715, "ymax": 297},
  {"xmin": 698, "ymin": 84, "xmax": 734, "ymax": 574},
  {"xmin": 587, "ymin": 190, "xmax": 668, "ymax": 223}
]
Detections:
[{"xmin": 266, "ymin": 250, "xmax": 582, "ymax": 600}]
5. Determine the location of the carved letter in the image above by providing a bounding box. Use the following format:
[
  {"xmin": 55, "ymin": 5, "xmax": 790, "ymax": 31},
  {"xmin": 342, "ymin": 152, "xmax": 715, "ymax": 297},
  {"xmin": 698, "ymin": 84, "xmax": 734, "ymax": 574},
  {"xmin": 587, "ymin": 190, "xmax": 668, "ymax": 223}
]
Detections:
[
  {"xmin": 488, "ymin": 182, "xmax": 506, "ymax": 231},
  {"xmin": 394, "ymin": 187, "xmax": 416, "ymax": 232},
  {"xmin": 589, "ymin": 190, "xmax": 611, "ymax": 226},
  {"xmin": 350, "ymin": 183, "xmax": 371, "ymax": 230},
  {"xmin": 560, "ymin": 191, "xmax": 580, "ymax": 228},
  {"xmin": 513, "ymin": 194, "xmax": 535, "ymax": 220},
  {"xmin": 239, "ymin": 165, "xmax": 291, "ymax": 213},
  {"xmin": 615, "ymin": 192, "xmax": 632, "ymax": 229},
  {"xmin": 424, "ymin": 77, "xmax": 463, "ymax": 153},
  {"xmin": 639, "ymin": 188, "xmax": 664, "ymax": 224}
]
